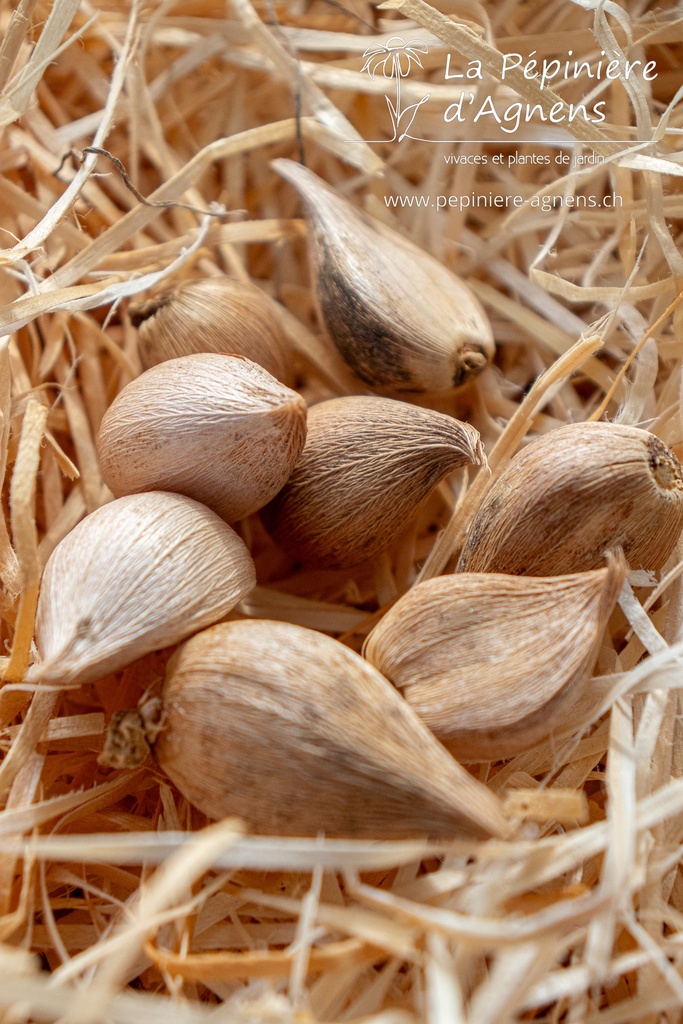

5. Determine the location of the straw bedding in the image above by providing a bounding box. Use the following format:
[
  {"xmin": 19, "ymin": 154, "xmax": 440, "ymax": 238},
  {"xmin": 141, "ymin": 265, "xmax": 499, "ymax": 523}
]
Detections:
[{"xmin": 0, "ymin": 0, "xmax": 683, "ymax": 1020}]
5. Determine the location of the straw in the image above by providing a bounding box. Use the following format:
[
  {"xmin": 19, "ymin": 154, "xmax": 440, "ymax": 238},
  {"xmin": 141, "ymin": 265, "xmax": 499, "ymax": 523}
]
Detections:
[{"xmin": 1, "ymin": 0, "xmax": 682, "ymax": 1019}]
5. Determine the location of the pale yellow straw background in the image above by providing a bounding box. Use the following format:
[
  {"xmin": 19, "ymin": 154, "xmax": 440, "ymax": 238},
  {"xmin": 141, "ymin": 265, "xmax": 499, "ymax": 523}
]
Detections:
[{"xmin": 0, "ymin": 0, "xmax": 682, "ymax": 1021}]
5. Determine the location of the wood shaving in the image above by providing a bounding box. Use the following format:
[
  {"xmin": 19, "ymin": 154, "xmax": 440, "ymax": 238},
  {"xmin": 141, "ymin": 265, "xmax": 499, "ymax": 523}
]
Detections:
[{"xmin": 1, "ymin": 0, "xmax": 682, "ymax": 1020}]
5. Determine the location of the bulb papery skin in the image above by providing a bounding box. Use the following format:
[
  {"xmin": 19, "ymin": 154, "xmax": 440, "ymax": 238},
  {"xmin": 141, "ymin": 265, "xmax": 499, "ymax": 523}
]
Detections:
[
  {"xmin": 262, "ymin": 395, "xmax": 486, "ymax": 568},
  {"xmin": 34, "ymin": 491, "xmax": 256, "ymax": 686},
  {"xmin": 458, "ymin": 422, "xmax": 683, "ymax": 576},
  {"xmin": 152, "ymin": 619, "xmax": 509, "ymax": 840},
  {"xmin": 132, "ymin": 276, "xmax": 295, "ymax": 386},
  {"xmin": 364, "ymin": 558, "xmax": 625, "ymax": 762},
  {"xmin": 97, "ymin": 353, "xmax": 307, "ymax": 523},
  {"xmin": 274, "ymin": 159, "xmax": 494, "ymax": 396}
]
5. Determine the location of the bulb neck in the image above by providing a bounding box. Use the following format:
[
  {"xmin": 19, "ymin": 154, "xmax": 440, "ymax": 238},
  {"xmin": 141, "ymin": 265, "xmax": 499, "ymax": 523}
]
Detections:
[{"xmin": 98, "ymin": 696, "xmax": 164, "ymax": 769}]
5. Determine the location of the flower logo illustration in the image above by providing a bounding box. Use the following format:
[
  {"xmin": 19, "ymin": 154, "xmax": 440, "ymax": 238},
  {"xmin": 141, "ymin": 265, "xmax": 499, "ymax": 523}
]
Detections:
[{"xmin": 361, "ymin": 36, "xmax": 430, "ymax": 141}]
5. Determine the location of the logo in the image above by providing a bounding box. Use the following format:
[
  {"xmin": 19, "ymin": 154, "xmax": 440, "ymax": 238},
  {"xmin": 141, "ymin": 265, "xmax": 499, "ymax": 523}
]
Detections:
[
  {"xmin": 357, "ymin": 37, "xmax": 641, "ymax": 144},
  {"xmin": 361, "ymin": 36, "xmax": 430, "ymax": 142}
]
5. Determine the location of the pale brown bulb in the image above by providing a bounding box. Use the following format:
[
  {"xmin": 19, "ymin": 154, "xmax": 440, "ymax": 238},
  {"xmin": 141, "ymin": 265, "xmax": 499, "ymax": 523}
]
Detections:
[
  {"xmin": 131, "ymin": 277, "xmax": 294, "ymax": 385},
  {"xmin": 97, "ymin": 353, "xmax": 307, "ymax": 523},
  {"xmin": 273, "ymin": 159, "xmax": 494, "ymax": 396},
  {"xmin": 262, "ymin": 395, "xmax": 485, "ymax": 568},
  {"xmin": 33, "ymin": 492, "xmax": 256, "ymax": 686},
  {"xmin": 105, "ymin": 620, "xmax": 509, "ymax": 840},
  {"xmin": 365, "ymin": 557, "xmax": 625, "ymax": 762},
  {"xmin": 458, "ymin": 422, "xmax": 683, "ymax": 576}
]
